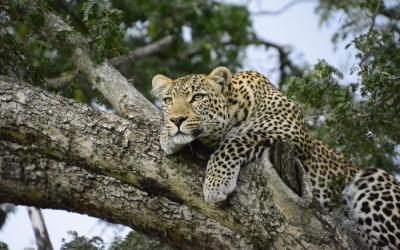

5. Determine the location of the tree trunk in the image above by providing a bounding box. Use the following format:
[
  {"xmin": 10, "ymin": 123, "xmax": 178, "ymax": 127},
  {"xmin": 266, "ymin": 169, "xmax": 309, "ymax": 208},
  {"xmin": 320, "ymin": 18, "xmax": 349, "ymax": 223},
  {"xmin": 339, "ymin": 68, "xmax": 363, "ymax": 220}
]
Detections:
[
  {"xmin": 0, "ymin": 77, "xmax": 361, "ymax": 249},
  {"xmin": 27, "ymin": 207, "xmax": 54, "ymax": 250}
]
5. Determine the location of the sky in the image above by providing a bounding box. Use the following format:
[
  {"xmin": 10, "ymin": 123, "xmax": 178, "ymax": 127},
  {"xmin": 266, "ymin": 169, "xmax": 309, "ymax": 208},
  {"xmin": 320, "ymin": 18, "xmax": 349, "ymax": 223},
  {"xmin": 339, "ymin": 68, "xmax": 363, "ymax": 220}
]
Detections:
[
  {"xmin": 0, "ymin": 1, "xmax": 358, "ymax": 249},
  {"xmin": 241, "ymin": 0, "xmax": 357, "ymax": 83}
]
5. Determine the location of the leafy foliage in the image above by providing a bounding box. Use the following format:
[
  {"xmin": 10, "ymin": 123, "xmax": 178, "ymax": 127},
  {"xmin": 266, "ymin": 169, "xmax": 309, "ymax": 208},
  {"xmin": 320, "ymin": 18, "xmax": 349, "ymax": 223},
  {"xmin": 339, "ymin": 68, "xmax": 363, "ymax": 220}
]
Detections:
[
  {"xmin": 109, "ymin": 231, "xmax": 173, "ymax": 250},
  {"xmin": 284, "ymin": 0, "xmax": 400, "ymax": 172},
  {"xmin": 81, "ymin": 0, "xmax": 127, "ymax": 61},
  {"xmin": 60, "ymin": 231, "xmax": 173, "ymax": 250},
  {"xmin": 0, "ymin": 0, "xmax": 49, "ymax": 84},
  {"xmin": 61, "ymin": 231, "xmax": 105, "ymax": 250}
]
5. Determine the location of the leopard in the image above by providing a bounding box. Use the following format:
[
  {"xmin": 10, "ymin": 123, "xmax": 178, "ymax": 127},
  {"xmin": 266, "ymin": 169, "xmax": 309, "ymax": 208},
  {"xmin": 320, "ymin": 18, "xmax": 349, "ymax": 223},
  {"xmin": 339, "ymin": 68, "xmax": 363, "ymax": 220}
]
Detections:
[{"xmin": 152, "ymin": 66, "xmax": 400, "ymax": 249}]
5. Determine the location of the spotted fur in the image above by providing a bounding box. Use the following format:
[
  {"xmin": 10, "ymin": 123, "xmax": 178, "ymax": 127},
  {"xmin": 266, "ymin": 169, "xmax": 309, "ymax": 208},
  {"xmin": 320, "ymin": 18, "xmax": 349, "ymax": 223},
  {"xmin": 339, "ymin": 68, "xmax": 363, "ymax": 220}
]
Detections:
[
  {"xmin": 344, "ymin": 168, "xmax": 400, "ymax": 249},
  {"xmin": 152, "ymin": 67, "xmax": 399, "ymax": 249}
]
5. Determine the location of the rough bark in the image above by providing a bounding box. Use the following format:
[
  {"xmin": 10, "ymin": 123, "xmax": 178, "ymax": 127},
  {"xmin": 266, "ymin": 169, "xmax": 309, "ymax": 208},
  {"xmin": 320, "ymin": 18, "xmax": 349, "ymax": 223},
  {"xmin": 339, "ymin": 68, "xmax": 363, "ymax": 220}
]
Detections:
[
  {"xmin": 0, "ymin": 141, "xmax": 252, "ymax": 250},
  {"xmin": 0, "ymin": 77, "xmax": 361, "ymax": 249}
]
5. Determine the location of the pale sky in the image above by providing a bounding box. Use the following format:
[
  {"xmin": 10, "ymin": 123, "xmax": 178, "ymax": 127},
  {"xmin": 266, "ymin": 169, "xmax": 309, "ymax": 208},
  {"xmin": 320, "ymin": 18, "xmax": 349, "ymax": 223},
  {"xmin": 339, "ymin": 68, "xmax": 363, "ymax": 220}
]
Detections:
[
  {"xmin": 242, "ymin": 0, "xmax": 356, "ymax": 83},
  {"xmin": 0, "ymin": 1, "xmax": 357, "ymax": 249}
]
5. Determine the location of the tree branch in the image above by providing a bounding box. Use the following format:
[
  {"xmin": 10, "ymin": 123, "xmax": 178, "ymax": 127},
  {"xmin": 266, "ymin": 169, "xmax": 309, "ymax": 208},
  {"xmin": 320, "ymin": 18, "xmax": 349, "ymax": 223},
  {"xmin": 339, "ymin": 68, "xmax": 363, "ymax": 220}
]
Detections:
[
  {"xmin": 379, "ymin": 3, "xmax": 400, "ymax": 20},
  {"xmin": 44, "ymin": 12, "xmax": 160, "ymax": 121},
  {"xmin": 27, "ymin": 207, "xmax": 54, "ymax": 250},
  {"xmin": 251, "ymin": 0, "xmax": 317, "ymax": 16},
  {"xmin": 0, "ymin": 140, "xmax": 253, "ymax": 250},
  {"xmin": 109, "ymin": 35, "xmax": 174, "ymax": 67},
  {"xmin": 44, "ymin": 70, "xmax": 79, "ymax": 90},
  {"xmin": 252, "ymin": 38, "xmax": 304, "ymax": 87}
]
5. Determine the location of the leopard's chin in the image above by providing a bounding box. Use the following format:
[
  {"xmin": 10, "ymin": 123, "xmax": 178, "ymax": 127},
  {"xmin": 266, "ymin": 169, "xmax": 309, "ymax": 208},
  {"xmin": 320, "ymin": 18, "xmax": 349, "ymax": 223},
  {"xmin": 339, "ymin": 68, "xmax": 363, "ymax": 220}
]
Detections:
[{"xmin": 171, "ymin": 132, "xmax": 195, "ymax": 145}]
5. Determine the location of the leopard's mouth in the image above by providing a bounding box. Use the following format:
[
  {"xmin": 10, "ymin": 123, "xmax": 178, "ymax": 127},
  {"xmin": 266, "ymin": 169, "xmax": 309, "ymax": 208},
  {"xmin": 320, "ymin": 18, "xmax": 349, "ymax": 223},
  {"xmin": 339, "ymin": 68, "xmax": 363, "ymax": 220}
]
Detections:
[{"xmin": 171, "ymin": 132, "xmax": 196, "ymax": 145}]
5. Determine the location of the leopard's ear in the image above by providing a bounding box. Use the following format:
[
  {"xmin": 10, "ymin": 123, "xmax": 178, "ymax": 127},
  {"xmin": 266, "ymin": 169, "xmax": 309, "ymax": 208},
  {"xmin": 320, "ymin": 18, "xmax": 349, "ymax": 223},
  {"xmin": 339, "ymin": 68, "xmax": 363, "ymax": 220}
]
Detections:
[
  {"xmin": 207, "ymin": 66, "xmax": 232, "ymax": 88},
  {"xmin": 152, "ymin": 74, "xmax": 173, "ymax": 97}
]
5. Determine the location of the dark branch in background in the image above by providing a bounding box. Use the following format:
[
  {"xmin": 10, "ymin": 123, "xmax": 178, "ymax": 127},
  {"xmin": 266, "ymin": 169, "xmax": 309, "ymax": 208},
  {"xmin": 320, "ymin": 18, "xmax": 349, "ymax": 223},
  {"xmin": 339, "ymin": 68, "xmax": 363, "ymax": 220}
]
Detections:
[
  {"xmin": 175, "ymin": 35, "xmax": 303, "ymax": 88},
  {"xmin": 44, "ymin": 36, "xmax": 174, "ymax": 90},
  {"xmin": 377, "ymin": 2, "xmax": 400, "ymax": 36},
  {"xmin": 379, "ymin": 3, "xmax": 400, "ymax": 20},
  {"xmin": 252, "ymin": 38, "xmax": 303, "ymax": 88},
  {"xmin": 44, "ymin": 35, "xmax": 173, "ymax": 89},
  {"xmin": 110, "ymin": 35, "xmax": 174, "ymax": 67},
  {"xmin": 367, "ymin": 0, "xmax": 381, "ymax": 31},
  {"xmin": 251, "ymin": 0, "xmax": 317, "ymax": 16}
]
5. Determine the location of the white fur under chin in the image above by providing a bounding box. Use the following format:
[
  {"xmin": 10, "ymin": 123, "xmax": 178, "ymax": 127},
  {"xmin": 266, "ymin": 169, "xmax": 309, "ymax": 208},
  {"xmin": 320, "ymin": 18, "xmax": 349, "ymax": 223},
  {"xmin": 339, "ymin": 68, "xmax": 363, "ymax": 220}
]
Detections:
[{"xmin": 172, "ymin": 133, "xmax": 195, "ymax": 145}]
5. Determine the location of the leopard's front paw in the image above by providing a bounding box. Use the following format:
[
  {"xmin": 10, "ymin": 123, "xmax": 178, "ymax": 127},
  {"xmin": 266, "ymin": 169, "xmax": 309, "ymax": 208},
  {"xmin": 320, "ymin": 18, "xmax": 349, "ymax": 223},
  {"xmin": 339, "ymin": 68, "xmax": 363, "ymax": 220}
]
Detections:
[{"xmin": 203, "ymin": 176, "xmax": 237, "ymax": 203}]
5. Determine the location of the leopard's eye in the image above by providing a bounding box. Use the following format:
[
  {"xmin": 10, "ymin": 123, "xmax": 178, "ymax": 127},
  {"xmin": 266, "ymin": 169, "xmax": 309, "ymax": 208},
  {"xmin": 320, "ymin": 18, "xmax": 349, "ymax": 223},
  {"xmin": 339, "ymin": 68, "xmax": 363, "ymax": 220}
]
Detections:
[
  {"xmin": 191, "ymin": 93, "xmax": 205, "ymax": 102},
  {"xmin": 163, "ymin": 97, "xmax": 173, "ymax": 105}
]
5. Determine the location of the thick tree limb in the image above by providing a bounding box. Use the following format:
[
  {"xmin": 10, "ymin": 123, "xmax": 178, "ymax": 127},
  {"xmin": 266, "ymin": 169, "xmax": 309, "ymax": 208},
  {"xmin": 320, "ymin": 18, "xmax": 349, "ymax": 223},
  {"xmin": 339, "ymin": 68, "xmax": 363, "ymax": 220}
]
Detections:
[
  {"xmin": 0, "ymin": 141, "xmax": 253, "ymax": 250},
  {"xmin": 0, "ymin": 77, "xmax": 361, "ymax": 249}
]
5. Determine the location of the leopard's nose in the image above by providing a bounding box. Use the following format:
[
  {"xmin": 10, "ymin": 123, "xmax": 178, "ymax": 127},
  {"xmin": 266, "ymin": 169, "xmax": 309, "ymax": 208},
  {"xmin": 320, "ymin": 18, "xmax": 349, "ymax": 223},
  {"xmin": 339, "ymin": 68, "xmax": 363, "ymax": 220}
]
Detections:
[{"xmin": 170, "ymin": 116, "xmax": 187, "ymax": 128}]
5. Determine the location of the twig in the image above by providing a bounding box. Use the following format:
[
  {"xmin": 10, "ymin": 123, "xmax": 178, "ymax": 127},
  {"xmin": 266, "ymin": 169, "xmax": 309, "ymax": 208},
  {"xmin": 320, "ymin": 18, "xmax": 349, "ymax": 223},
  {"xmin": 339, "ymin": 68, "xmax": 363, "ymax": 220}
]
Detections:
[
  {"xmin": 381, "ymin": 71, "xmax": 400, "ymax": 81},
  {"xmin": 367, "ymin": 0, "xmax": 381, "ymax": 31},
  {"xmin": 251, "ymin": 0, "xmax": 316, "ymax": 16}
]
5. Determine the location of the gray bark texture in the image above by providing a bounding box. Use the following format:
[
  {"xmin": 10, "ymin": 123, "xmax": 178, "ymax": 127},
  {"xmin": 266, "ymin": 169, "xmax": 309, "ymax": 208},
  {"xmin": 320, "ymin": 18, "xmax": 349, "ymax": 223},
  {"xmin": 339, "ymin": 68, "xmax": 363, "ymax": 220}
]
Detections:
[{"xmin": 0, "ymin": 77, "xmax": 361, "ymax": 250}]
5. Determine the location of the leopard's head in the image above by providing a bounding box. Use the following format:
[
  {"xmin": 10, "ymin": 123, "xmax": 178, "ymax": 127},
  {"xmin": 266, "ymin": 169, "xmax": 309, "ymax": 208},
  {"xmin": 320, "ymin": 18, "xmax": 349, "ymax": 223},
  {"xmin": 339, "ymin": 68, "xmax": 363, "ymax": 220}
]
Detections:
[{"xmin": 152, "ymin": 66, "xmax": 232, "ymax": 146}]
